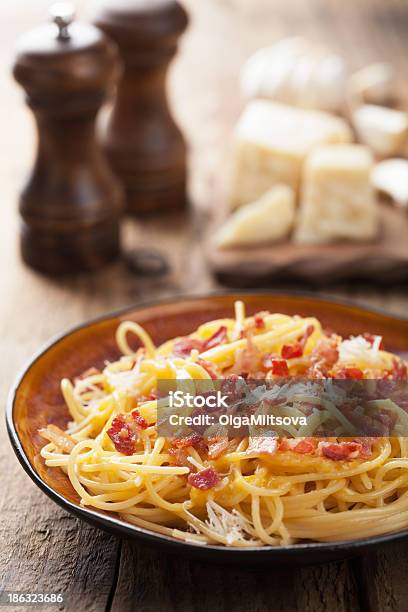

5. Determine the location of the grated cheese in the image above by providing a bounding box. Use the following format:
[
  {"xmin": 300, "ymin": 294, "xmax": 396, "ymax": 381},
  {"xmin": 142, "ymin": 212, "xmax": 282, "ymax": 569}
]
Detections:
[
  {"xmin": 339, "ymin": 335, "xmax": 383, "ymax": 366},
  {"xmin": 205, "ymin": 500, "xmax": 256, "ymax": 545}
]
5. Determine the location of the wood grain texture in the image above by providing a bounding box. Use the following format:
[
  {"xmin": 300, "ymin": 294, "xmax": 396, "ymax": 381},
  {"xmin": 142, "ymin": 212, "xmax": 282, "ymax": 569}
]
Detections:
[
  {"xmin": 110, "ymin": 542, "xmax": 361, "ymax": 612},
  {"xmin": 1, "ymin": 0, "xmax": 408, "ymax": 611},
  {"xmin": 208, "ymin": 203, "xmax": 408, "ymax": 286}
]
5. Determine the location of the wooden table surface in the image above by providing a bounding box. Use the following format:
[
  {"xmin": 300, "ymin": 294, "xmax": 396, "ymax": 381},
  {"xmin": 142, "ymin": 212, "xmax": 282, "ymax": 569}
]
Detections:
[{"xmin": 1, "ymin": 0, "xmax": 408, "ymax": 610}]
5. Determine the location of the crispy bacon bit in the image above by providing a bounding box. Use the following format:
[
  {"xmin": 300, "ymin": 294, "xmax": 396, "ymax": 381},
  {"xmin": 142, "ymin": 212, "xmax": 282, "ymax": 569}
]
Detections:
[
  {"xmin": 309, "ymin": 337, "xmax": 339, "ymax": 377},
  {"xmin": 299, "ymin": 325, "xmax": 315, "ymax": 349},
  {"xmin": 363, "ymin": 333, "xmax": 384, "ymax": 349},
  {"xmin": 171, "ymin": 434, "xmax": 207, "ymax": 454},
  {"xmin": 39, "ymin": 425, "xmax": 76, "ymax": 454},
  {"xmin": 207, "ymin": 436, "xmax": 230, "ymax": 459},
  {"xmin": 280, "ymin": 326, "xmax": 314, "ymax": 361},
  {"xmin": 281, "ymin": 343, "xmax": 303, "ymax": 360},
  {"xmin": 390, "ymin": 358, "xmax": 407, "ymax": 380},
  {"xmin": 278, "ymin": 437, "xmax": 317, "ymax": 454},
  {"xmin": 107, "ymin": 416, "xmax": 136, "ymax": 455},
  {"xmin": 278, "ymin": 439, "xmax": 289, "ymax": 451},
  {"xmin": 203, "ymin": 326, "xmax": 228, "ymax": 350},
  {"xmin": 271, "ymin": 359, "xmax": 289, "ymax": 376},
  {"xmin": 187, "ymin": 467, "xmax": 220, "ymax": 490},
  {"xmin": 337, "ymin": 367, "xmax": 364, "ymax": 380},
  {"xmin": 131, "ymin": 410, "xmax": 148, "ymax": 430},
  {"xmin": 246, "ymin": 436, "xmax": 278, "ymax": 456},
  {"xmin": 172, "ymin": 337, "xmax": 204, "ymax": 357},
  {"xmin": 320, "ymin": 441, "xmax": 362, "ymax": 461},
  {"xmin": 354, "ymin": 437, "xmax": 375, "ymax": 459},
  {"xmin": 172, "ymin": 326, "xmax": 227, "ymax": 357},
  {"xmin": 168, "ymin": 447, "xmax": 190, "ymax": 467},
  {"xmin": 208, "ymin": 437, "xmax": 228, "ymax": 459},
  {"xmin": 262, "ymin": 354, "xmax": 288, "ymax": 375},
  {"xmin": 254, "ymin": 313, "xmax": 266, "ymax": 329},
  {"xmin": 292, "ymin": 439, "xmax": 317, "ymax": 454}
]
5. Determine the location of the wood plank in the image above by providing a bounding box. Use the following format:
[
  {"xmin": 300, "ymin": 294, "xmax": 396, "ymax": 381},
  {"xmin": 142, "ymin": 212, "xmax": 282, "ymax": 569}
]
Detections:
[
  {"xmin": 352, "ymin": 544, "xmax": 408, "ymax": 612},
  {"xmin": 110, "ymin": 543, "xmax": 360, "ymax": 612}
]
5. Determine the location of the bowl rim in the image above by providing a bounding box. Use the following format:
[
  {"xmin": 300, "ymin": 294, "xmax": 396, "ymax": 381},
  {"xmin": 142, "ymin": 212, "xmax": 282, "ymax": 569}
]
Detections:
[{"xmin": 6, "ymin": 289, "xmax": 408, "ymax": 560}]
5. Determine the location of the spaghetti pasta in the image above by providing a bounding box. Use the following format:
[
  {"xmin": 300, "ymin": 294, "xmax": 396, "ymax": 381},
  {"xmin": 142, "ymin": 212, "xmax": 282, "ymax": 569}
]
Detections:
[{"xmin": 39, "ymin": 301, "xmax": 408, "ymax": 547}]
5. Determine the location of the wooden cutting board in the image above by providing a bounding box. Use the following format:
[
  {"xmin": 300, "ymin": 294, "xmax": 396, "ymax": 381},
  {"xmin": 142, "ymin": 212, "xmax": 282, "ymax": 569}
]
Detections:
[{"xmin": 206, "ymin": 199, "xmax": 408, "ymax": 286}]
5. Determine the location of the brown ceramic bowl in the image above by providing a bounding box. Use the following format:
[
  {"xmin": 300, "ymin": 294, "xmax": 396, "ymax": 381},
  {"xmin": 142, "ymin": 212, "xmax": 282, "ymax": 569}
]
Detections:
[{"xmin": 7, "ymin": 292, "xmax": 408, "ymax": 565}]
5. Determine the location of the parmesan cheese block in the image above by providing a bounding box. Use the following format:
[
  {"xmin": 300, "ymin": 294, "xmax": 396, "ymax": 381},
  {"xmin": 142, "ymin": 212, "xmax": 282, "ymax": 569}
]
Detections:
[
  {"xmin": 216, "ymin": 184, "xmax": 295, "ymax": 248},
  {"xmin": 371, "ymin": 158, "xmax": 408, "ymax": 208},
  {"xmin": 294, "ymin": 144, "xmax": 378, "ymax": 244},
  {"xmin": 240, "ymin": 38, "xmax": 347, "ymax": 113},
  {"xmin": 231, "ymin": 100, "xmax": 353, "ymax": 208},
  {"xmin": 352, "ymin": 105, "xmax": 408, "ymax": 157},
  {"xmin": 348, "ymin": 63, "xmax": 395, "ymax": 106}
]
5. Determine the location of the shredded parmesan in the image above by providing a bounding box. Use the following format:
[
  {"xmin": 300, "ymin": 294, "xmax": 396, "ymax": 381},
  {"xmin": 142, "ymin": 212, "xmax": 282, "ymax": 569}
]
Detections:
[
  {"xmin": 339, "ymin": 335, "xmax": 383, "ymax": 366},
  {"xmin": 205, "ymin": 500, "xmax": 256, "ymax": 545}
]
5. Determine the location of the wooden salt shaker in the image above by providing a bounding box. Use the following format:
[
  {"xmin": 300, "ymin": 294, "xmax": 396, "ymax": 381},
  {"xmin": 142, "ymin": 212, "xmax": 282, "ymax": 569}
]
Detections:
[
  {"xmin": 13, "ymin": 3, "xmax": 124, "ymax": 275},
  {"xmin": 95, "ymin": 0, "xmax": 188, "ymax": 214}
]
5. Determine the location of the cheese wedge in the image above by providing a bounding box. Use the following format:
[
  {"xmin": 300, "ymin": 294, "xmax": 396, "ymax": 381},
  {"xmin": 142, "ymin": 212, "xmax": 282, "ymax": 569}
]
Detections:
[
  {"xmin": 216, "ymin": 184, "xmax": 295, "ymax": 248},
  {"xmin": 240, "ymin": 38, "xmax": 346, "ymax": 113},
  {"xmin": 295, "ymin": 144, "xmax": 378, "ymax": 244},
  {"xmin": 352, "ymin": 105, "xmax": 408, "ymax": 157},
  {"xmin": 349, "ymin": 63, "xmax": 395, "ymax": 106},
  {"xmin": 231, "ymin": 100, "xmax": 352, "ymax": 208},
  {"xmin": 371, "ymin": 158, "xmax": 408, "ymax": 208}
]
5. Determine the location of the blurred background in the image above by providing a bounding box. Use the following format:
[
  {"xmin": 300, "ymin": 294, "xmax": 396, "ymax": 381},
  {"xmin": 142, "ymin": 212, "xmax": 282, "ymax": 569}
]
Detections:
[
  {"xmin": 2, "ymin": 0, "xmax": 407, "ymax": 277},
  {"xmin": 1, "ymin": 0, "xmax": 407, "ymax": 337}
]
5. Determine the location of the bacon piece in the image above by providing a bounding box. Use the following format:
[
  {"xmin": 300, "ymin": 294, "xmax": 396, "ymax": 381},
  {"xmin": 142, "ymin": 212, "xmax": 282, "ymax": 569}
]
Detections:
[
  {"xmin": 281, "ymin": 343, "xmax": 303, "ymax": 360},
  {"xmin": 208, "ymin": 436, "xmax": 237, "ymax": 459},
  {"xmin": 39, "ymin": 425, "xmax": 76, "ymax": 453},
  {"xmin": 107, "ymin": 416, "xmax": 137, "ymax": 455},
  {"xmin": 299, "ymin": 325, "xmax": 315, "ymax": 349},
  {"xmin": 254, "ymin": 313, "xmax": 266, "ymax": 329},
  {"xmin": 309, "ymin": 337, "xmax": 339, "ymax": 377},
  {"xmin": 246, "ymin": 436, "xmax": 278, "ymax": 456},
  {"xmin": 320, "ymin": 441, "xmax": 362, "ymax": 461},
  {"xmin": 354, "ymin": 437, "xmax": 375, "ymax": 459},
  {"xmin": 172, "ymin": 326, "xmax": 227, "ymax": 358},
  {"xmin": 278, "ymin": 439, "xmax": 289, "ymax": 451},
  {"xmin": 187, "ymin": 466, "xmax": 220, "ymax": 490},
  {"xmin": 278, "ymin": 438, "xmax": 317, "ymax": 454},
  {"xmin": 131, "ymin": 410, "xmax": 148, "ymax": 430},
  {"xmin": 292, "ymin": 439, "xmax": 317, "ymax": 454},
  {"xmin": 207, "ymin": 436, "xmax": 230, "ymax": 459},
  {"xmin": 297, "ymin": 402, "xmax": 315, "ymax": 416},
  {"xmin": 390, "ymin": 358, "xmax": 407, "ymax": 380},
  {"xmin": 336, "ymin": 367, "xmax": 364, "ymax": 380},
  {"xmin": 168, "ymin": 447, "xmax": 190, "ymax": 467},
  {"xmin": 202, "ymin": 326, "xmax": 228, "ymax": 350},
  {"xmin": 280, "ymin": 326, "xmax": 314, "ymax": 361},
  {"xmin": 363, "ymin": 333, "xmax": 384, "ymax": 349},
  {"xmin": 171, "ymin": 433, "xmax": 207, "ymax": 454},
  {"xmin": 271, "ymin": 359, "xmax": 289, "ymax": 376},
  {"xmin": 172, "ymin": 337, "xmax": 204, "ymax": 357}
]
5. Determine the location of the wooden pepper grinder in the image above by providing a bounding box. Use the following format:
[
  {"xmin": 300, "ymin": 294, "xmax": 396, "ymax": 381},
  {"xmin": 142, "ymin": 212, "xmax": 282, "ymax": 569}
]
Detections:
[
  {"xmin": 95, "ymin": 0, "xmax": 188, "ymax": 214},
  {"xmin": 13, "ymin": 3, "xmax": 124, "ymax": 275}
]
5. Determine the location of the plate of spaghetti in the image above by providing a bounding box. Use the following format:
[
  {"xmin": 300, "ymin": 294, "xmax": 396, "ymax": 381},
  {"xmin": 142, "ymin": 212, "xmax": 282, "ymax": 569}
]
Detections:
[{"xmin": 7, "ymin": 292, "xmax": 408, "ymax": 564}]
